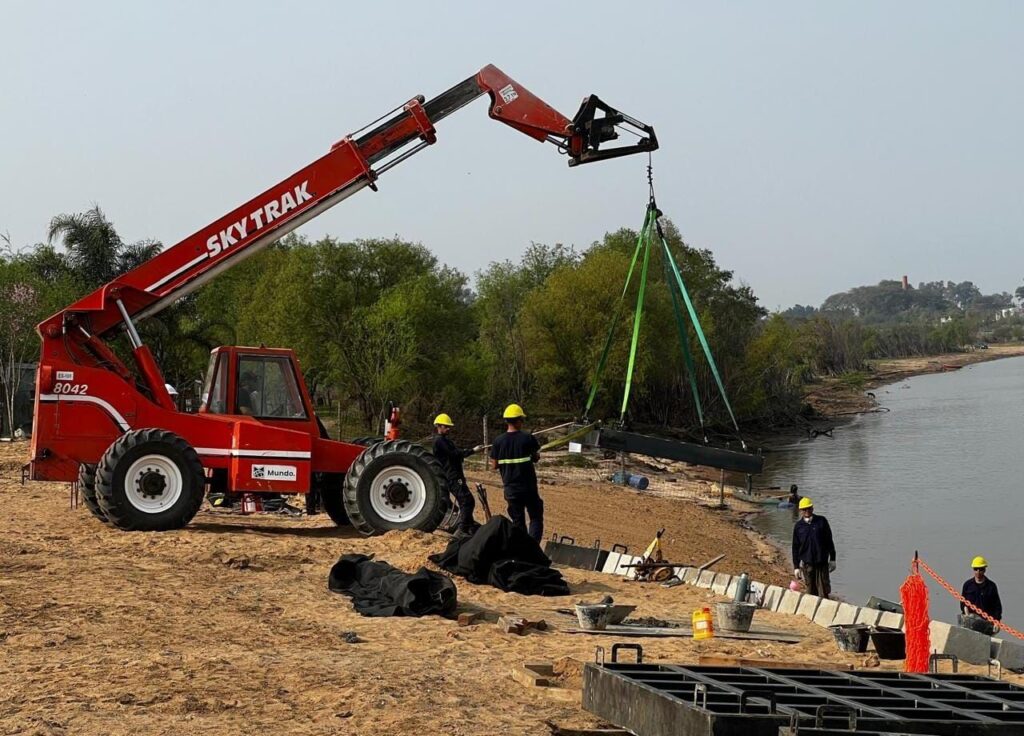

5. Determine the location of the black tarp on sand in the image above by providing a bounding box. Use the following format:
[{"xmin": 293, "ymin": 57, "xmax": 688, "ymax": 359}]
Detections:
[
  {"xmin": 328, "ymin": 554, "xmax": 457, "ymax": 617},
  {"xmin": 429, "ymin": 516, "xmax": 569, "ymax": 596}
]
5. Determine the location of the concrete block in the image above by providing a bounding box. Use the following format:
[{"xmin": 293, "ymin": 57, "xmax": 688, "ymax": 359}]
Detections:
[
  {"xmin": 813, "ymin": 599, "xmax": 841, "ymax": 627},
  {"xmin": 749, "ymin": 581, "xmax": 766, "ymax": 606},
  {"xmin": 856, "ymin": 608, "xmax": 882, "ymax": 627},
  {"xmin": 796, "ymin": 595, "xmax": 822, "ymax": 620},
  {"xmin": 697, "ymin": 570, "xmax": 716, "ymax": 588},
  {"xmin": 831, "ymin": 603, "xmax": 860, "ymax": 626},
  {"xmin": 992, "ymin": 638, "xmax": 1024, "ymax": 672},
  {"xmin": 929, "ymin": 620, "xmax": 991, "ymax": 665},
  {"xmin": 601, "ymin": 552, "xmax": 623, "ymax": 575},
  {"xmin": 878, "ymin": 611, "xmax": 905, "ymax": 630},
  {"xmin": 778, "ymin": 590, "xmax": 803, "ymax": 615},
  {"xmin": 725, "ymin": 578, "xmax": 739, "ymax": 599},
  {"xmin": 615, "ymin": 555, "xmax": 639, "ymax": 578},
  {"xmin": 761, "ymin": 585, "xmax": 786, "ymax": 611},
  {"xmin": 682, "ymin": 568, "xmax": 700, "ymax": 585},
  {"xmin": 711, "ymin": 574, "xmax": 732, "ymax": 596}
]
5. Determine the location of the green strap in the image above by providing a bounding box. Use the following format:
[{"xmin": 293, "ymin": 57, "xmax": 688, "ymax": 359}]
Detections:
[
  {"xmin": 660, "ymin": 233, "xmax": 740, "ymax": 432},
  {"xmin": 583, "ymin": 209, "xmax": 654, "ymax": 417},
  {"xmin": 661, "ymin": 247, "xmax": 705, "ymax": 428},
  {"xmin": 619, "ymin": 215, "xmax": 654, "ymax": 421}
]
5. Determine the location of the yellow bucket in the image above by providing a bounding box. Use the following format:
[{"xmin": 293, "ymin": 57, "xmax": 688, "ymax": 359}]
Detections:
[{"xmin": 692, "ymin": 607, "xmax": 715, "ymax": 640}]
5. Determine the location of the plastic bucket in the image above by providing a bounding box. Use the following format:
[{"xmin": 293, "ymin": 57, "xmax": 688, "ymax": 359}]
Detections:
[
  {"xmin": 870, "ymin": 628, "xmax": 906, "ymax": 660},
  {"xmin": 715, "ymin": 602, "xmax": 756, "ymax": 633},
  {"xmin": 575, "ymin": 603, "xmax": 612, "ymax": 631},
  {"xmin": 830, "ymin": 624, "xmax": 870, "ymax": 653}
]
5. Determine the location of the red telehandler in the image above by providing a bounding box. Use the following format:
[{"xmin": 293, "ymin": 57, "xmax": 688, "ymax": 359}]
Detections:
[{"xmin": 28, "ymin": 65, "xmax": 657, "ymax": 534}]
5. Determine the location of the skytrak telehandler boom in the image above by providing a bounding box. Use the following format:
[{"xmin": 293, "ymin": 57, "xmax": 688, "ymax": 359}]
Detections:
[{"xmin": 29, "ymin": 65, "xmax": 657, "ymax": 534}]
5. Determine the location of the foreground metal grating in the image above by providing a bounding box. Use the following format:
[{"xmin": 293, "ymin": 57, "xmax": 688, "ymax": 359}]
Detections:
[{"xmin": 583, "ymin": 655, "xmax": 1024, "ymax": 736}]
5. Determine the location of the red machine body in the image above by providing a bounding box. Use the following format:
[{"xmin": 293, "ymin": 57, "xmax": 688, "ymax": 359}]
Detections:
[{"xmin": 28, "ymin": 65, "xmax": 656, "ymax": 533}]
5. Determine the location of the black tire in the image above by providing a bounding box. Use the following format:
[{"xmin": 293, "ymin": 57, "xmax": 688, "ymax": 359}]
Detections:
[
  {"xmin": 78, "ymin": 463, "xmax": 109, "ymax": 524},
  {"xmin": 342, "ymin": 439, "xmax": 447, "ymax": 535},
  {"xmin": 349, "ymin": 436, "xmax": 381, "ymax": 447},
  {"xmin": 95, "ymin": 429, "xmax": 205, "ymax": 531},
  {"xmin": 318, "ymin": 473, "xmax": 350, "ymax": 526}
]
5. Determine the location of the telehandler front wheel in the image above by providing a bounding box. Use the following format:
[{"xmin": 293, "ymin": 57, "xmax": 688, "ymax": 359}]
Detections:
[
  {"xmin": 342, "ymin": 440, "xmax": 447, "ymax": 535},
  {"xmin": 95, "ymin": 429, "xmax": 205, "ymax": 531}
]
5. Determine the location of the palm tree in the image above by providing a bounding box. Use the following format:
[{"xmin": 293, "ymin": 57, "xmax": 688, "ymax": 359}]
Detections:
[{"xmin": 47, "ymin": 205, "xmax": 162, "ymax": 288}]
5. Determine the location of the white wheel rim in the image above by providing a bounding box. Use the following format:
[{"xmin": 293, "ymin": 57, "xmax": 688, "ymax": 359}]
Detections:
[
  {"xmin": 124, "ymin": 454, "xmax": 183, "ymax": 513},
  {"xmin": 368, "ymin": 466, "xmax": 427, "ymax": 523}
]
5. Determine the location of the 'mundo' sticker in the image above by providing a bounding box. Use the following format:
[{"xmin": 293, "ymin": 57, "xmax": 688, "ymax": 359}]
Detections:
[{"xmin": 251, "ymin": 464, "xmax": 297, "ymax": 482}]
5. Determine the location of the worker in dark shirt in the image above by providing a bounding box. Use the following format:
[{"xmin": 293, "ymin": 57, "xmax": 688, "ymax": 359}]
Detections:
[
  {"xmin": 432, "ymin": 413, "xmax": 483, "ymax": 537},
  {"xmin": 237, "ymin": 371, "xmax": 258, "ymax": 416},
  {"xmin": 489, "ymin": 403, "xmax": 543, "ymax": 541},
  {"xmin": 961, "ymin": 556, "xmax": 1002, "ymax": 635},
  {"xmin": 791, "ymin": 497, "xmax": 837, "ymax": 598}
]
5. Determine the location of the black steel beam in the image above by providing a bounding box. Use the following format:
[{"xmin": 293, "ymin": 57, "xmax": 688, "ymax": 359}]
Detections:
[
  {"xmin": 744, "ymin": 667, "xmax": 900, "ymax": 721},
  {"xmin": 596, "ymin": 428, "xmax": 764, "ymax": 474}
]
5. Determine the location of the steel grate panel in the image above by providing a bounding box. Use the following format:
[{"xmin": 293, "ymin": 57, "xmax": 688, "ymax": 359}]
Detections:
[{"xmin": 584, "ymin": 662, "xmax": 1024, "ymax": 736}]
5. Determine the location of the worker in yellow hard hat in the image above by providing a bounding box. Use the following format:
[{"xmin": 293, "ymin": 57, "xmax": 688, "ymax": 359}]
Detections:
[
  {"xmin": 489, "ymin": 403, "xmax": 544, "ymax": 541},
  {"xmin": 432, "ymin": 413, "xmax": 484, "ymax": 537},
  {"xmin": 960, "ymin": 556, "xmax": 1001, "ymax": 635},
  {"xmin": 791, "ymin": 497, "xmax": 837, "ymax": 598}
]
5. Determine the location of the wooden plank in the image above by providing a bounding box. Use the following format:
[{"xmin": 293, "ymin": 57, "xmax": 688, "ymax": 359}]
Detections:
[
  {"xmin": 562, "ymin": 625, "xmax": 802, "ymax": 643},
  {"xmin": 698, "ymin": 654, "xmax": 853, "ymax": 670}
]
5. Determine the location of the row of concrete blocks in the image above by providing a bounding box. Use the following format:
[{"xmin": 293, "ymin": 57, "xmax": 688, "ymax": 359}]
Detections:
[
  {"xmin": 656, "ymin": 565, "xmax": 1024, "ymax": 671},
  {"xmin": 598, "ymin": 557, "xmax": 1024, "ymax": 671}
]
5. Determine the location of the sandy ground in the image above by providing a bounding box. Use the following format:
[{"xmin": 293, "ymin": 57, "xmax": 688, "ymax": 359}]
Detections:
[{"xmin": 2, "ymin": 441, "xmax": 1019, "ymax": 736}]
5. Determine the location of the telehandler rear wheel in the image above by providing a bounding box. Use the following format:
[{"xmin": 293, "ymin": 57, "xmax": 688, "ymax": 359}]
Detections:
[
  {"xmin": 342, "ymin": 440, "xmax": 447, "ymax": 535},
  {"xmin": 95, "ymin": 429, "xmax": 205, "ymax": 531},
  {"xmin": 77, "ymin": 463, "xmax": 109, "ymax": 524}
]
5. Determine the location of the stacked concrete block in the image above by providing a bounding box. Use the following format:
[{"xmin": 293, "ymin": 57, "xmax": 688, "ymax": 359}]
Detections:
[
  {"xmin": 796, "ymin": 595, "xmax": 822, "ymax": 621},
  {"xmin": 696, "ymin": 570, "xmax": 716, "ymax": 588},
  {"xmin": 831, "ymin": 603, "xmax": 860, "ymax": 626},
  {"xmin": 674, "ymin": 566, "xmax": 692, "ymax": 582},
  {"xmin": 778, "ymin": 590, "xmax": 803, "ymax": 615},
  {"xmin": 682, "ymin": 568, "xmax": 700, "ymax": 585},
  {"xmin": 992, "ymin": 638, "xmax": 1024, "ymax": 672},
  {"xmin": 617, "ymin": 555, "xmax": 641, "ymax": 579},
  {"xmin": 761, "ymin": 585, "xmax": 786, "ymax": 611},
  {"xmin": 929, "ymin": 621, "xmax": 990, "ymax": 665},
  {"xmin": 855, "ymin": 608, "xmax": 882, "ymax": 626},
  {"xmin": 877, "ymin": 611, "xmax": 905, "ymax": 630},
  {"xmin": 601, "ymin": 552, "xmax": 623, "ymax": 575},
  {"xmin": 813, "ymin": 599, "xmax": 841, "ymax": 626},
  {"xmin": 711, "ymin": 574, "xmax": 732, "ymax": 596}
]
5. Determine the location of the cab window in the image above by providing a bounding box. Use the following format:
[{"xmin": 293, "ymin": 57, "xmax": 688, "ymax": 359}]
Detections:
[
  {"xmin": 237, "ymin": 355, "xmax": 307, "ymax": 419},
  {"xmin": 202, "ymin": 353, "xmax": 229, "ymax": 414}
]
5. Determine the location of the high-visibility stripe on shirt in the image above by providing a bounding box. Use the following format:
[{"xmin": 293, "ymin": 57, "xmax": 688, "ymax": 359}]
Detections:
[{"xmin": 498, "ymin": 456, "xmax": 533, "ymax": 465}]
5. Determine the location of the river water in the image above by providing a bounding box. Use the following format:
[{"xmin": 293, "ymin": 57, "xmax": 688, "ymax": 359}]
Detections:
[{"xmin": 754, "ymin": 355, "xmax": 1024, "ymax": 625}]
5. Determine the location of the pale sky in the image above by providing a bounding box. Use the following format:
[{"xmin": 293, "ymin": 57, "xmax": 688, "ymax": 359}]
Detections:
[{"xmin": 2, "ymin": 1, "xmax": 1021, "ymax": 310}]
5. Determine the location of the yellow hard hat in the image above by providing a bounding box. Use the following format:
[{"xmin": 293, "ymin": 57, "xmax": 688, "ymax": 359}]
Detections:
[
  {"xmin": 503, "ymin": 403, "xmax": 526, "ymax": 419},
  {"xmin": 798, "ymin": 497, "xmax": 814, "ymax": 510},
  {"xmin": 971, "ymin": 556, "xmax": 989, "ymax": 569},
  {"xmin": 433, "ymin": 413, "xmax": 454, "ymax": 427}
]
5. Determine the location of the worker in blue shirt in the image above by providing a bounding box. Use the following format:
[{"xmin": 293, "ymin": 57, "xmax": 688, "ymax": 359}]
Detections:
[
  {"xmin": 792, "ymin": 497, "xmax": 837, "ymax": 598},
  {"xmin": 961, "ymin": 556, "xmax": 1002, "ymax": 635}
]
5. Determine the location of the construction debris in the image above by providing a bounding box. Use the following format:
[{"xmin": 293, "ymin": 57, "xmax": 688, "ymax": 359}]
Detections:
[{"xmin": 498, "ymin": 616, "xmax": 548, "ymax": 636}]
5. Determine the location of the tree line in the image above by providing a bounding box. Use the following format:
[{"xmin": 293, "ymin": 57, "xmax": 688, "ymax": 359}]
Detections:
[{"xmin": 1, "ymin": 206, "xmax": 1020, "ymax": 438}]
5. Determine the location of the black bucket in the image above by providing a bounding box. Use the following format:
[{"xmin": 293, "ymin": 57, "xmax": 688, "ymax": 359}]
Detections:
[
  {"xmin": 870, "ymin": 628, "xmax": 906, "ymax": 660},
  {"xmin": 830, "ymin": 624, "xmax": 870, "ymax": 653}
]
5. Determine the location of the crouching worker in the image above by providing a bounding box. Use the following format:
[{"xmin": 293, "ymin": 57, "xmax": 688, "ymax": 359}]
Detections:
[
  {"xmin": 432, "ymin": 413, "xmax": 483, "ymax": 538},
  {"xmin": 490, "ymin": 403, "xmax": 543, "ymax": 541}
]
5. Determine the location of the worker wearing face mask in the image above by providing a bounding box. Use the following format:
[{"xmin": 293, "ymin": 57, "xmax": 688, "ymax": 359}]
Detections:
[{"xmin": 791, "ymin": 497, "xmax": 837, "ymax": 598}]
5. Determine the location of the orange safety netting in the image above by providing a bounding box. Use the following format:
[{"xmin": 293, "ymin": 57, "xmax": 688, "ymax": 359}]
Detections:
[
  {"xmin": 917, "ymin": 556, "xmax": 1024, "ymax": 641},
  {"xmin": 900, "ymin": 557, "xmax": 931, "ymax": 673}
]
